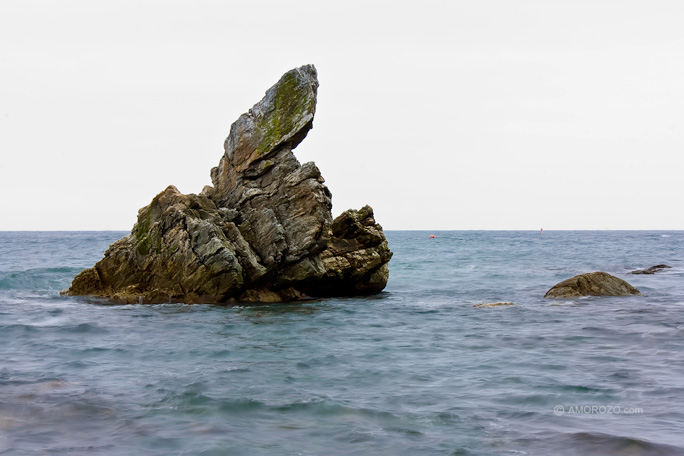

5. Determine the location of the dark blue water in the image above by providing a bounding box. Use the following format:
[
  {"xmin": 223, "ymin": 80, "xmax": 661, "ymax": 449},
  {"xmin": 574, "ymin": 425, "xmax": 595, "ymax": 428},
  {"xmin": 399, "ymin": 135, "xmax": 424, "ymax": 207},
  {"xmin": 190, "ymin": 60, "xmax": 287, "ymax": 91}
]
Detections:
[{"xmin": 1, "ymin": 231, "xmax": 683, "ymax": 455}]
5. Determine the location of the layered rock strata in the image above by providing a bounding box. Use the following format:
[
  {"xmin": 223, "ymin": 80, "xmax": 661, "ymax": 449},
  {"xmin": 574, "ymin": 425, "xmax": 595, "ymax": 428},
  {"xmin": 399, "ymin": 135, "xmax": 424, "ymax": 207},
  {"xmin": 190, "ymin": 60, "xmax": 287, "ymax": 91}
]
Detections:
[{"xmin": 64, "ymin": 65, "xmax": 392, "ymax": 304}]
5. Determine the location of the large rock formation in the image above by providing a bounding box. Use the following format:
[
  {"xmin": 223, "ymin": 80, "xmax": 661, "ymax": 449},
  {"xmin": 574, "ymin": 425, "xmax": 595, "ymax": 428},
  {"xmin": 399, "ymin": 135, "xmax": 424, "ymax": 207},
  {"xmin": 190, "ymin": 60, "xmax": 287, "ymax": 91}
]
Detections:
[
  {"xmin": 63, "ymin": 65, "xmax": 392, "ymax": 304},
  {"xmin": 544, "ymin": 272, "xmax": 641, "ymax": 299}
]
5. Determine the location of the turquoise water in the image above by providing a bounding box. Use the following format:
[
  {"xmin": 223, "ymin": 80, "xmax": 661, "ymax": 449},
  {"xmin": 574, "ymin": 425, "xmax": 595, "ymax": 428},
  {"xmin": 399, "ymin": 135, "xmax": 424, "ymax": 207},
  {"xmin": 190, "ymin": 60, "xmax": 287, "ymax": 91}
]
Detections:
[{"xmin": 1, "ymin": 231, "xmax": 683, "ymax": 455}]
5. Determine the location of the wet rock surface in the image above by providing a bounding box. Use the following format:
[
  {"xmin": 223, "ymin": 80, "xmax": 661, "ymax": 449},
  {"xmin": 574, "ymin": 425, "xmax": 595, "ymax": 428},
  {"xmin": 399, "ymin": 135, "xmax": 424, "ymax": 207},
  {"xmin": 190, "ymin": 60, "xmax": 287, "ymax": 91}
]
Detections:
[
  {"xmin": 473, "ymin": 302, "xmax": 515, "ymax": 308},
  {"xmin": 544, "ymin": 272, "xmax": 641, "ymax": 299},
  {"xmin": 630, "ymin": 264, "xmax": 672, "ymax": 275}
]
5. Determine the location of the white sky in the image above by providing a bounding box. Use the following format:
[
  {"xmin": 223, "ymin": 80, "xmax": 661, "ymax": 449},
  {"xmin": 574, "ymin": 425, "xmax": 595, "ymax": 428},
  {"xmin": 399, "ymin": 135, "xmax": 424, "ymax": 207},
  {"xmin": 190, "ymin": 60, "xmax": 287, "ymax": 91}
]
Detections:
[{"xmin": 1, "ymin": 0, "xmax": 683, "ymax": 230}]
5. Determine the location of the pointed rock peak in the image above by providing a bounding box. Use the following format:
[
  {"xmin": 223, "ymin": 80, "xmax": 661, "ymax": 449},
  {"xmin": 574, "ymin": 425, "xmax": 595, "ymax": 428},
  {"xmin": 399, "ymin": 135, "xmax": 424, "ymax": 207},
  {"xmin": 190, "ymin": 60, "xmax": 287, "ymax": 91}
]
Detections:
[
  {"xmin": 222, "ymin": 65, "xmax": 318, "ymax": 167},
  {"xmin": 209, "ymin": 64, "xmax": 325, "ymax": 212}
]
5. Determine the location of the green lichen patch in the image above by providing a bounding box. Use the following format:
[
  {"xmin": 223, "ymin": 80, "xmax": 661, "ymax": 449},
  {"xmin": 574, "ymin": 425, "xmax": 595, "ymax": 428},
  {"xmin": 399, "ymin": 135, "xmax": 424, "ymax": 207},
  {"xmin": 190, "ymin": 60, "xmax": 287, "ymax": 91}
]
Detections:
[
  {"xmin": 133, "ymin": 210, "xmax": 163, "ymax": 256},
  {"xmin": 134, "ymin": 211, "xmax": 151, "ymax": 241},
  {"xmin": 256, "ymin": 69, "xmax": 315, "ymax": 156}
]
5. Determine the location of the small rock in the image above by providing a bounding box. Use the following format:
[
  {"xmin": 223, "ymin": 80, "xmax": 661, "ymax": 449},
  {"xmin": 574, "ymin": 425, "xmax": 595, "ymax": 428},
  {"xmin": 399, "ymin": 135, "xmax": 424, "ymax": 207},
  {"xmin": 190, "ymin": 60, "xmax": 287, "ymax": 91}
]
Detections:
[
  {"xmin": 630, "ymin": 264, "xmax": 672, "ymax": 275},
  {"xmin": 473, "ymin": 302, "xmax": 515, "ymax": 308},
  {"xmin": 544, "ymin": 272, "xmax": 641, "ymax": 299}
]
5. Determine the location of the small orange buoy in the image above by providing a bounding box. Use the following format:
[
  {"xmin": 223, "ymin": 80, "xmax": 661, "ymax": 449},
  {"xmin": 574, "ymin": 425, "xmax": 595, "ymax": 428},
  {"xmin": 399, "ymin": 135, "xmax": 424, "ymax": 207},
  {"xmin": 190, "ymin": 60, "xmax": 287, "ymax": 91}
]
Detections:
[{"xmin": 429, "ymin": 234, "xmax": 435, "ymax": 239}]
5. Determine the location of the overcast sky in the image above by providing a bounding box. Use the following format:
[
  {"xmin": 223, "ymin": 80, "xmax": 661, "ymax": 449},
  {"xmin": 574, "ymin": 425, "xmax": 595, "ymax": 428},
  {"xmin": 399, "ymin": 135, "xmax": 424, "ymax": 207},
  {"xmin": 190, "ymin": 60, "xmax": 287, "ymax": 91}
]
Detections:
[{"xmin": 1, "ymin": 0, "xmax": 683, "ymax": 230}]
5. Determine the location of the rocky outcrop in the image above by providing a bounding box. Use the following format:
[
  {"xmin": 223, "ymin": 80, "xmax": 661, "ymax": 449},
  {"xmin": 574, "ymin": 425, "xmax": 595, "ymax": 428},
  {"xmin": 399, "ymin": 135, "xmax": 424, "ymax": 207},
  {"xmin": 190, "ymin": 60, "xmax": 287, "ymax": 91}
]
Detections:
[
  {"xmin": 544, "ymin": 272, "xmax": 641, "ymax": 299},
  {"xmin": 306, "ymin": 206, "xmax": 392, "ymax": 297},
  {"xmin": 630, "ymin": 264, "xmax": 672, "ymax": 275},
  {"xmin": 63, "ymin": 65, "xmax": 392, "ymax": 304}
]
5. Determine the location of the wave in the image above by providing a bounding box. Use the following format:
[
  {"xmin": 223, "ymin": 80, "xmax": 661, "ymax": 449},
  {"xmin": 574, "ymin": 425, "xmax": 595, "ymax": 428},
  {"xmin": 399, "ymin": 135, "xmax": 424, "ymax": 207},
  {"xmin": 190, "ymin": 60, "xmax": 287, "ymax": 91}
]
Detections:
[
  {"xmin": 152, "ymin": 391, "xmax": 401, "ymax": 421},
  {"xmin": 0, "ymin": 267, "xmax": 80, "ymax": 293},
  {"xmin": 0, "ymin": 321, "xmax": 109, "ymax": 335}
]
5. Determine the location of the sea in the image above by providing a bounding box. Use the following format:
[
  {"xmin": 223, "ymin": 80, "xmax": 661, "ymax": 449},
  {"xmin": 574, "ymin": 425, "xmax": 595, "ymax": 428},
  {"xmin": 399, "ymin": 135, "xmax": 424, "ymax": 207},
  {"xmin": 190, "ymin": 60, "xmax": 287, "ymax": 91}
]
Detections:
[{"xmin": 1, "ymin": 230, "xmax": 683, "ymax": 455}]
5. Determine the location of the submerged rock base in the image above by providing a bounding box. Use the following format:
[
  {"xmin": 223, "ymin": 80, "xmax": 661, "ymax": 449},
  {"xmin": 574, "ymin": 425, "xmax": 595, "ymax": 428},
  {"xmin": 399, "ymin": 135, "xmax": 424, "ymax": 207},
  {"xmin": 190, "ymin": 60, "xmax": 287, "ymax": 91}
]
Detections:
[{"xmin": 64, "ymin": 65, "xmax": 392, "ymax": 304}]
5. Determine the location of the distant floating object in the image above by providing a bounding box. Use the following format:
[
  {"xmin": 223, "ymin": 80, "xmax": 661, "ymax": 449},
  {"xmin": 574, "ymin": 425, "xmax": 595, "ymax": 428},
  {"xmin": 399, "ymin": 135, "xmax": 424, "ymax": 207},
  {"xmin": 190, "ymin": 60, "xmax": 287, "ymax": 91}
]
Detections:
[{"xmin": 429, "ymin": 234, "xmax": 435, "ymax": 239}]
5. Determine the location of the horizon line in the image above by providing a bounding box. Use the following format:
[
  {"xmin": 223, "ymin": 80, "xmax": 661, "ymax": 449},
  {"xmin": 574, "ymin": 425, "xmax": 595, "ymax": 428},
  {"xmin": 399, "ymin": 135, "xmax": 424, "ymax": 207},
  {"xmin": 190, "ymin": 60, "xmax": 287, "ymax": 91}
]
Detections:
[{"xmin": 1, "ymin": 229, "xmax": 683, "ymax": 233}]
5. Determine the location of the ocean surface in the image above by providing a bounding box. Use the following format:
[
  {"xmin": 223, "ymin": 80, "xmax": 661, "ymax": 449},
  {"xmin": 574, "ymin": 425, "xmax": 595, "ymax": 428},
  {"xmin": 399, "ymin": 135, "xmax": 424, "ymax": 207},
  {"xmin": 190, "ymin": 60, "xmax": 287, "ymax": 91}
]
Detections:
[{"xmin": 1, "ymin": 230, "xmax": 683, "ymax": 455}]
